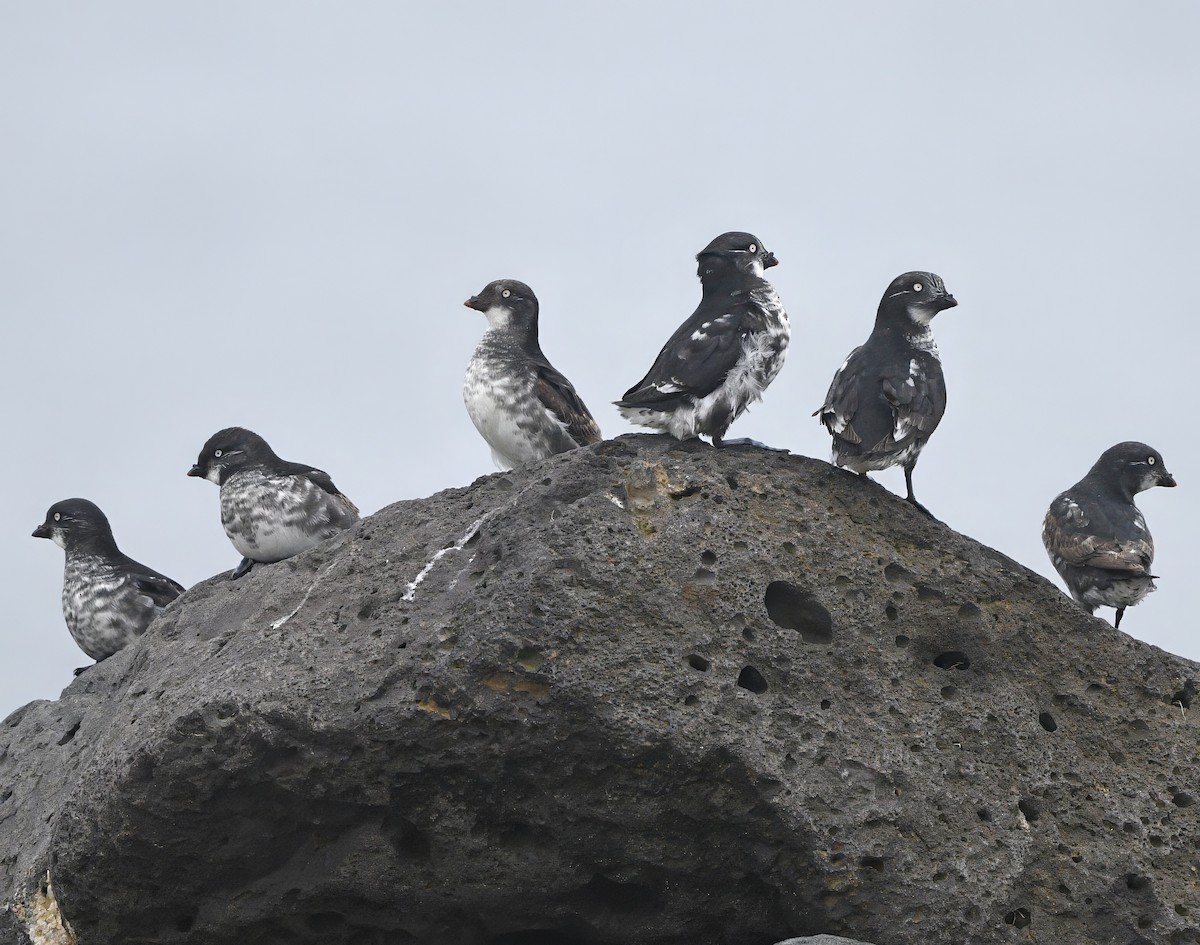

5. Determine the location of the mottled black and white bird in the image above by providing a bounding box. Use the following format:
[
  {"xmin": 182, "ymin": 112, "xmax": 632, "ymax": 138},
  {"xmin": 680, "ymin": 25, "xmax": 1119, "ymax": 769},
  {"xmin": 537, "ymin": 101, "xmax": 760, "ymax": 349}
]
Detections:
[
  {"xmin": 33, "ymin": 498, "xmax": 185, "ymax": 675},
  {"xmin": 815, "ymin": 271, "xmax": 958, "ymax": 515},
  {"xmin": 615, "ymin": 231, "xmax": 789, "ymax": 446},
  {"xmin": 463, "ymin": 279, "xmax": 601, "ymax": 470},
  {"xmin": 1043, "ymin": 441, "xmax": 1176, "ymax": 628},
  {"xmin": 188, "ymin": 427, "xmax": 359, "ymax": 580}
]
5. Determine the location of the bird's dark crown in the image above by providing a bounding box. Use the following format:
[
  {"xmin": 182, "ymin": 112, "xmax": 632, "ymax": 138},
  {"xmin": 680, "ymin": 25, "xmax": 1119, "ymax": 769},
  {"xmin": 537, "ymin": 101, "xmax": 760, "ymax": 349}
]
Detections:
[
  {"xmin": 696, "ymin": 231, "xmax": 777, "ymax": 280},
  {"xmin": 34, "ymin": 498, "xmax": 118, "ymax": 550},
  {"xmin": 877, "ymin": 271, "xmax": 957, "ymax": 324},
  {"xmin": 1086, "ymin": 441, "xmax": 1175, "ymax": 495},
  {"xmin": 465, "ymin": 280, "xmax": 538, "ymax": 315},
  {"xmin": 190, "ymin": 427, "xmax": 278, "ymax": 484}
]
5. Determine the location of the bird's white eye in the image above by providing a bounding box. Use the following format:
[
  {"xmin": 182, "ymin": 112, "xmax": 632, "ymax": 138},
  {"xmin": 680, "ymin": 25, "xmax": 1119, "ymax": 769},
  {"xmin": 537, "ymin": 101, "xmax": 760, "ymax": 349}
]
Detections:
[
  {"xmin": 913, "ymin": 282, "xmax": 923, "ymax": 292},
  {"xmin": 1148, "ymin": 456, "xmax": 1156, "ymax": 465},
  {"xmin": 53, "ymin": 512, "xmax": 61, "ymax": 522},
  {"xmin": 214, "ymin": 449, "xmax": 223, "ymax": 458},
  {"xmin": 748, "ymin": 244, "xmax": 757, "ymax": 253},
  {"xmin": 501, "ymin": 289, "xmax": 511, "ymax": 299}
]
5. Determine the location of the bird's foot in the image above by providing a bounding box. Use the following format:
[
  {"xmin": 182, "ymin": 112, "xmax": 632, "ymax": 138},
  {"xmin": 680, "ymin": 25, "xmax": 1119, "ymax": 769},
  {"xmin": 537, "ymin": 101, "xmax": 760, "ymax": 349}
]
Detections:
[
  {"xmin": 73, "ymin": 665, "xmax": 91, "ymax": 677},
  {"xmin": 1115, "ymin": 607, "xmax": 1126, "ymax": 629},
  {"xmin": 905, "ymin": 495, "xmax": 934, "ymax": 518},
  {"xmin": 717, "ymin": 437, "xmax": 790, "ymax": 453},
  {"xmin": 230, "ymin": 557, "xmax": 255, "ymax": 580}
]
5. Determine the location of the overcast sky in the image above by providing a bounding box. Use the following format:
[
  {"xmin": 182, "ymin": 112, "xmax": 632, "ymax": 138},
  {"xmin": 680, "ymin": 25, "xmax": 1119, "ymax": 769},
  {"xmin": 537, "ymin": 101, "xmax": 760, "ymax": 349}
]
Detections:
[{"xmin": 2, "ymin": 2, "xmax": 1197, "ymax": 719}]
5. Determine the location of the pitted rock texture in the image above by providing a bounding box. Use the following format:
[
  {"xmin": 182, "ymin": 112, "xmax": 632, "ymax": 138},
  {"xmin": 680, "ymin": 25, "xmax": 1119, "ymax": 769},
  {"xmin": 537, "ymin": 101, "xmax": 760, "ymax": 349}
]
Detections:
[{"xmin": 1, "ymin": 434, "xmax": 1198, "ymax": 945}]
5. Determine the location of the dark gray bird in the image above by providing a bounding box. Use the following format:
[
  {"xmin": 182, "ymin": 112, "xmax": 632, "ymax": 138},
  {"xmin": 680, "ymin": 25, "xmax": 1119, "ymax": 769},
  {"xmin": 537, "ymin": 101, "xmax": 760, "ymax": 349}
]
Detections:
[
  {"xmin": 33, "ymin": 498, "xmax": 185, "ymax": 675},
  {"xmin": 616, "ymin": 231, "xmax": 789, "ymax": 447},
  {"xmin": 463, "ymin": 279, "xmax": 601, "ymax": 470},
  {"xmin": 1043, "ymin": 441, "xmax": 1176, "ymax": 628},
  {"xmin": 815, "ymin": 271, "xmax": 958, "ymax": 515},
  {"xmin": 188, "ymin": 427, "xmax": 359, "ymax": 579}
]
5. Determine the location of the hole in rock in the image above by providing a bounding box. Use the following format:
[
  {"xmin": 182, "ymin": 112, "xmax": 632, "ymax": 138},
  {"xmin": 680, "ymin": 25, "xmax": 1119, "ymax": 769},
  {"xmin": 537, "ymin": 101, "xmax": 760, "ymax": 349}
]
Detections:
[
  {"xmin": 575, "ymin": 873, "xmax": 661, "ymax": 913},
  {"xmin": 1004, "ymin": 908, "xmax": 1031, "ymax": 929},
  {"xmin": 57, "ymin": 721, "xmax": 81, "ymax": 746},
  {"xmin": 725, "ymin": 474, "xmax": 739, "ymax": 490},
  {"xmin": 1172, "ymin": 791, "xmax": 1195, "ymax": 808},
  {"xmin": 884, "ymin": 563, "xmax": 913, "ymax": 584},
  {"xmin": 933, "ymin": 651, "xmax": 970, "ymax": 671},
  {"xmin": 885, "ymin": 605, "xmax": 899, "ymax": 621},
  {"xmin": 1018, "ymin": 799, "xmax": 1040, "ymax": 822},
  {"xmin": 700, "ymin": 550, "xmax": 718, "ymax": 565},
  {"xmin": 687, "ymin": 655, "xmax": 710, "ymax": 672},
  {"xmin": 860, "ymin": 856, "xmax": 885, "ymax": 871},
  {"xmin": 781, "ymin": 541, "xmax": 796, "ymax": 554},
  {"xmin": 958, "ymin": 602, "xmax": 982, "ymax": 618},
  {"xmin": 1126, "ymin": 873, "xmax": 1150, "ymax": 891},
  {"xmin": 1039, "ymin": 712, "xmax": 1057, "ymax": 732},
  {"xmin": 683, "ymin": 695, "xmax": 698, "ymax": 706},
  {"xmin": 764, "ymin": 582, "xmax": 834, "ymax": 644},
  {"xmin": 894, "ymin": 634, "xmax": 909, "ymax": 646},
  {"xmin": 1172, "ymin": 679, "xmax": 1196, "ymax": 709},
  {"xmin": 916, "ymin": 584, "xmax": 945, "ymax": 601},
  {"xmin": 737, "ymin": 666, "xmax": 769, "ymax": 694},
  {"xmin": 977, "ymin": 809, "xmax": 991, "ymax": 822},
  {"xmin": 820, "ymin": 699, "xmax": 831, "ymax": 709},
  {"xmin": 940, "ymin": 686, "xmax": 957, "ymax": 699}
]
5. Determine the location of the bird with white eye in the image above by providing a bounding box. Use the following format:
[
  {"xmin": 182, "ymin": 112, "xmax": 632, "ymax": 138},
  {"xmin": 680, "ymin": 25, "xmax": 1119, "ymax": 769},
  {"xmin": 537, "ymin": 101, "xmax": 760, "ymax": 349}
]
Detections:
[
  {"xmin": 33, "ymin": 498, "xmax": 185, "ymax": 675},
  {"xmin": 616, "ymin": 231, "xmax": 789, "ymax": 447},
  {"xmin": 815, "ymin": 270, "xmax": 959, "ymax": 516},
  {"xmin": 188, "ymin": 427, "xmax": 359, "ymax": 579},
  {"xmin": 462, "ymin": 279, "xmax": 601, "ymax": 470},
  {"xmin": 1043, "ymin": 441, "xmax": 1177, "ymax": 628}
]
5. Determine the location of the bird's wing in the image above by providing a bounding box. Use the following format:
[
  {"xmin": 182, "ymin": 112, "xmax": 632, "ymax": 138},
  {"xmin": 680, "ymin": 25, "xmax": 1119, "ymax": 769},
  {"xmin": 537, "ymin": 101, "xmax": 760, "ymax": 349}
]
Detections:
[
  {"xmin": 276, "ymin": 462, "xmax": 361, "ymax": 517},
  {"xmin": 618, "ymin": 295, "xmax": 767, "ymax": 405},
  {"xmin": 814, "ymin": 346, "xmax": 866, "ymax": 443},
  {"xmin": 131, "ymin": 570, "xmax": 186, "ymax": 608},
  {"xmin": 877, "ymin": 356, "xmax": 946, "ymax": 449},
  {"xmin": 1042, "ymin": 495, "xmax": 1153, "ymax": 573},
  {"xmin": 535, "ymin": 362, "xmax": 601, "ymax": 446}
]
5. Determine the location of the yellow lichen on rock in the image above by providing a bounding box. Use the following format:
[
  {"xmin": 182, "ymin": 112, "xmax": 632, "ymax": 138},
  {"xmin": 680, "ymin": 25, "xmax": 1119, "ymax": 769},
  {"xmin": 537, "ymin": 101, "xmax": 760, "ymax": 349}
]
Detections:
[{"xmin": 11, "ymin": 872, "xmax": 75, "ymax": 945}]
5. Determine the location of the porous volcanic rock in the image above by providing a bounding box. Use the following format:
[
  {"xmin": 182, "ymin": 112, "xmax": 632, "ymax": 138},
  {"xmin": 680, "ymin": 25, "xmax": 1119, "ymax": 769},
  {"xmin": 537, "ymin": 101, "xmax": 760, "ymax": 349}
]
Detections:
[{"xmin": 1, "ymin": 435, "xmax": 1198, "ymax": 945}]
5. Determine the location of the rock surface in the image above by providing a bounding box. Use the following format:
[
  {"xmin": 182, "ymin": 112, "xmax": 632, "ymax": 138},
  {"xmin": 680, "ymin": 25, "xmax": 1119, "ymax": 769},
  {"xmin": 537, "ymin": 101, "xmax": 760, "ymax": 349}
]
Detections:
[{"xmin": 2, "ymin": 435, "xmax": 1198, "ymax": 945}]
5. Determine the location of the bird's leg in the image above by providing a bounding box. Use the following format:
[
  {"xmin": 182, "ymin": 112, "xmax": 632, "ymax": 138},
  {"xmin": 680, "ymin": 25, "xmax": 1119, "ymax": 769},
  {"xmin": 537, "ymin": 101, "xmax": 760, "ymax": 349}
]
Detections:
[
  {"xmin": 73, "ymin": 665, "xmax": 91, "ymax": 677},
  {"xmin": 230, "ymin": 557, "xmax": 255, "ymax": 580},
  {"xmin": 1115, "ymin": 607, "xmax": 1126, "ymax": 629},
  {"xmin": 711, "ymin": 433, "xmax": 725, "ymax": 449},
  {"xmin": 904, "ymin": 463, "xmax": 933, "ymax": 517}
]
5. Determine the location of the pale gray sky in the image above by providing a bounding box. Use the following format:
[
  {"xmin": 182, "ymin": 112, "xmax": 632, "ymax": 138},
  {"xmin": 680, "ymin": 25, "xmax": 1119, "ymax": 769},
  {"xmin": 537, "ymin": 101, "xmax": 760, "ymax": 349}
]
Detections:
[{"xmin": 3, "ymin": 2, "xmax": 1197, "ymax": 718}]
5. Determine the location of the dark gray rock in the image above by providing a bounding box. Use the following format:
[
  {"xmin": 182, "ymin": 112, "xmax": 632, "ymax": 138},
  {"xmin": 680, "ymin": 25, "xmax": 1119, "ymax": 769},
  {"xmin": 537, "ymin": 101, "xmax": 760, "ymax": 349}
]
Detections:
[
  {"xmin": 774, "ymin": 937, "xmax": 877, "ymax": 945},
  {"xmin": 2, "ymin": 435, "xmax": 1198, "ymax": 945}
]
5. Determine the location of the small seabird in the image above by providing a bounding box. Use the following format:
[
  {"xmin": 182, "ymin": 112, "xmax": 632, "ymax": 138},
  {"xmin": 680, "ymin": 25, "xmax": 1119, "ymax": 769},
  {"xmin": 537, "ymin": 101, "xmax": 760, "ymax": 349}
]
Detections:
[
  {"xmin": 188, "ymin": 427, "xmax": 359, "ymax": 579},
  {"xmin": 1043, "ymin": 441, "xmax": 1176, "ymax": 628},
  {"xmin": 463, "ymin": 279, "xmax": 601, "ymax": 470},
  {"xmin": 33, "ymin": 498, "xmax": 185, "ymax": 675},
  {"xmin": 815, "ymin": 271, "xmax": 958, "ymax": 515},
  {"xmin": 615, "ymin": 231, "xmax": 789, "ymax": 447}
]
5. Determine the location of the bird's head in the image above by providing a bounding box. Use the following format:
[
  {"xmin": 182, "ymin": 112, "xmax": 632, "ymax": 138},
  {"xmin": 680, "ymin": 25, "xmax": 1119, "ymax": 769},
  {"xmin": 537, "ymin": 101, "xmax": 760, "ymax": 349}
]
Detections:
[
  {"xmin": 33, "ymin": 498, "xmax": 115, "ymax": 551},
  {"xmin": 188, "ymin": 427, "xmax": 273, "ymax": 485},
  {"xmin": 696, "ymin": 232, "xmax": 778, "ymax": 280},
  {"xmin": 1092, "ymin": 441, "xmax": 1177, "ymax": 495},
  {"xmin": 464, "ymin": 279, "xmax": 539, "ymax": 332},
  {"xmin": 880, "ymin": 271, "xmax": 957, "ymax": 326}
]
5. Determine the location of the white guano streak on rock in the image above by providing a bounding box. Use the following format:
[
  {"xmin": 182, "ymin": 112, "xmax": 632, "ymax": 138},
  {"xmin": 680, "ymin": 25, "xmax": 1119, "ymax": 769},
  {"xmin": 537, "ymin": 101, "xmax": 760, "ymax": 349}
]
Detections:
[
  {"xmin": 13, "ymin": 871, "xmax": 75, "ymax": 945},
  {"xmin": 270, "ymin": 560, "xmax": 341, "ymax": 631},
  {"xmin": 402, "ymin": 516, "xmax": 484, "ymax": 602}
]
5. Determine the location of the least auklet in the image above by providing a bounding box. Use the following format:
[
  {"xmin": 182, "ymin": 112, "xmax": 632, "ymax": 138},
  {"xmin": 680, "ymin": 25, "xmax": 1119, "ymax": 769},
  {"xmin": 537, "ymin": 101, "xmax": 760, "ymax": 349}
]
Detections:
[
  {"xmin": 188, "ymin": 427, "xmax": 359, "ymax": 579},
  {"xmin": 815, "ymin": 271, "xmax": 958, "ymax": 515},
  {"xmin": 33, "ymin": 498, "xmax": 185, "ymax": 675},
  {"xmin": 463, "ymin": 279, "xmax": 601, "ymax": 470},
  {"xmin": 1043, "ymin": 441, "xmax": 1176, "ymax": 628},
  {"xmin": 615, "ymin": 231, "xmax": 789, "ymax": 447}
]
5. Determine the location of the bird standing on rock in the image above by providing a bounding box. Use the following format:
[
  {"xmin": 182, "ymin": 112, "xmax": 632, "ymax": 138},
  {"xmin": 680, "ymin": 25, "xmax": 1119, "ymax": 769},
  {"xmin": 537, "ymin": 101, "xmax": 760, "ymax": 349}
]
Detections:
[
  {"xmin": 815, "ymin": 271, "xmax": 958, "ymax": 515},
  {"xmin": 463, "ymin": 279, "xmax": 601, "ymax": 470},
  {"xmin": 1043, "ymin": 441, "xmax": 1176, "ymax": 628},
  {"xmin": 616, "ymin": 231, "xmax": 789, "ymax": 447},
  {"xmin": 188, "ymin": 427, "xmax": 359, "ymax": 580},
  {"xmin": 33, "ymin": 498, "xmax": 185, "ymax": 675}
]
